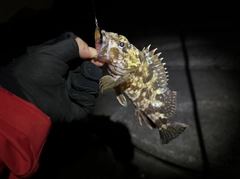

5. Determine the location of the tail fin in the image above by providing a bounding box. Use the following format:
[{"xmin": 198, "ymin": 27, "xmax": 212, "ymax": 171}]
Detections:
[{"xmin": 159, "ymin": 121, "xmax": 188, "ymax": 144}]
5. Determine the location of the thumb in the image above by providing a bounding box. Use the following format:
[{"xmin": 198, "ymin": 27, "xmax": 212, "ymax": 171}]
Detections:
[
  {"xmin": 75, "ymin": 38, "xmax": 97, "ymax": 59},
  {"xmin": 75, "ymin": 37, "xmax": 104, "ymax": 66}
]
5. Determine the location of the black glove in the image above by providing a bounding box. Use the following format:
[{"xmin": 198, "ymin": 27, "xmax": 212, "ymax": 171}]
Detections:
[{"xmin": 0, "ymin": 32, "xmax": 102, "ymax": 122}]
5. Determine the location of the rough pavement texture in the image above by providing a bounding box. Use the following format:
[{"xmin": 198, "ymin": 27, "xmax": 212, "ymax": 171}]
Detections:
[{"xmin": 92, "ymin": 30, "xmax": 240, "ymax": 178}]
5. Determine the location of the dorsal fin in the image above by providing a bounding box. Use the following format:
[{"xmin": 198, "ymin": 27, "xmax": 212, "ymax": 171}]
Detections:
[{"xmin": 142, "ymin": 45, "xmax": 169, "ymax": 87}]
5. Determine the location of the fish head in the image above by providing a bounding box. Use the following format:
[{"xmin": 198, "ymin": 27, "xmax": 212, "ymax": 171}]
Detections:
[{"xmin": 96, "ymin": 30, "xmax": 141, "ymax": 76}]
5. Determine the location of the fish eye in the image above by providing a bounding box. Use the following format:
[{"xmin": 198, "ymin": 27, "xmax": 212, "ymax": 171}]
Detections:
[{"xmin": 119, "ymin": 42, "xmax": 125, "ymax": 47}]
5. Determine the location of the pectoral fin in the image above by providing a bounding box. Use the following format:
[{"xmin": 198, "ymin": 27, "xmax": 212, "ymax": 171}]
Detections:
[
  {"xmin": 99, "ymin": 75, "xmax": 116, "ymax": 93},
  {"xmin": 100, "ymin": 73, "xmax": 133, "ymax": 93}
]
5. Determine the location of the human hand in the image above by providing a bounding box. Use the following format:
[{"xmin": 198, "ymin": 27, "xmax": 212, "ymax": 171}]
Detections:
[
  {"xmin": 74, "ymin": 37, "xmax": 104, "ymax": 67},
  {"xmin": 6, "ymin": 32, "xmax": 103, "ymax": 122}
]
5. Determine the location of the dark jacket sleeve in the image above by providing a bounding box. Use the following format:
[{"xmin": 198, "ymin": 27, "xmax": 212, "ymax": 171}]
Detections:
[{"xmin": 0, "ymin": 87, "xmax": 51, "ymax": 179}]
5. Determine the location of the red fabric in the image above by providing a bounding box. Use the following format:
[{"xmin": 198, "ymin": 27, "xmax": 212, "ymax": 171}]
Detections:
[{"xmin": 0, "ymin": 87, "xmax": 51, "ymax": 179}]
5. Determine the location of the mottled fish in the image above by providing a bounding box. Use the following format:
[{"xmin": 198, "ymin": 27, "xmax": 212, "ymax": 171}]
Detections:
[{"xmin": 93, "ymin": 28, "xmax": 188, "ymax": 144}]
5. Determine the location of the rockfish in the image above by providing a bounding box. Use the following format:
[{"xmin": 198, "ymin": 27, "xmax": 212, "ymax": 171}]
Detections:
[{"xmin": 93, "ymin": 28, "xmax": 188, "ymax": 144}]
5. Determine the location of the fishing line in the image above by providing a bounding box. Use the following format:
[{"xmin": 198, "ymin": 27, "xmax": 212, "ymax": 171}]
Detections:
[{"xmin": 91, "ymin": 0, "xmax": 99, "ymax": 29}]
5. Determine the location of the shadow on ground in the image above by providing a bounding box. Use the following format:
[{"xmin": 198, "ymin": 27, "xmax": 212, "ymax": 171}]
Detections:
[{"xmin": 31, "ymin": 115, "xmax": 137, "ymax": 179}]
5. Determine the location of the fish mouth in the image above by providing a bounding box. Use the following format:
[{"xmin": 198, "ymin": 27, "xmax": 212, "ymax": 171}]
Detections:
[
  {"xmin": 93, "ymin": 29, "xmax": 110, "ymax": 63},
  {"xmin": 97, "ymin": 29, "xmax": 111, "ymax": 54}
]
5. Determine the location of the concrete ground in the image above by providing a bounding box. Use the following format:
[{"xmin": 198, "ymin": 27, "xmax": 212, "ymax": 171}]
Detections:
[{"xmin": 30, "ymin": 28, "xmax": 240, "ymax": 179}]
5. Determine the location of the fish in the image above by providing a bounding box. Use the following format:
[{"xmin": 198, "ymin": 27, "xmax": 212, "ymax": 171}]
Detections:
[{"xmin": 93, "ymin": 28, "xmax": 188, "ymax": 144}]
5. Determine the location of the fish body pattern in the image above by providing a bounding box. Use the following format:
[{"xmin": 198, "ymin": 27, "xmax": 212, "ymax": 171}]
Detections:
[{"xmin": 94, "ymin": 29, "xmax": 188, "ymax": 144}]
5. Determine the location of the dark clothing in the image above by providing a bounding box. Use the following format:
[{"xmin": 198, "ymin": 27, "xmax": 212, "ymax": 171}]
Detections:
[{"xmin": 0, "ymin": 32, "xmax": 102, "ymax": 178}]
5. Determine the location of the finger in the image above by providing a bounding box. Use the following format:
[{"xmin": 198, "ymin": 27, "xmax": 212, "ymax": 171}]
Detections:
[
  {"xmin": 72, "ymin": 73, "xmax": 99, "ymax": 96},
  {"xmin": 88, "ymin": 47, "xmax": 104, "ymax": 66},
  {"xmin": 91, "ymin": 59, "xmax": 105, "ymax": 67},
  {"xmin": 75, "ymin": 38, "xmax": 97, "ymax": 59},
  {"xmin": 80, "ymin": 61, "xmax": 102, "ymax": 81},
  {"xmin": 75, "ymin": 38, "xmax": 105, "ymax": 67},
  {"xmin": 68, "ymin": 89, "xmax": 95, "ymax": 119},
  {"xmin": 69, "ymin": 89, "xmax": 95, "ymax": 107},
  {"xmin": 88, "ymin": 47, "xmax": 98, "ymax": 57}
]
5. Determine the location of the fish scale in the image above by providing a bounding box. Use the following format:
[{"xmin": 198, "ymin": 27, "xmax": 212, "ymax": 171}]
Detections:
[{"xmin": 93, "ymin": 28, "xmax": 188, "ymax": 144}]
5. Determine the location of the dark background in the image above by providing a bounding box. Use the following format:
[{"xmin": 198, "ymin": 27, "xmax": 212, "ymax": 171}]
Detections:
[
  {"xmin": 0, "ymin": 0, "xmax": 238, "ymax": 65},
  {"xmin": 0, "ymin": 0, "xmax": 239, "ymax": 179}
]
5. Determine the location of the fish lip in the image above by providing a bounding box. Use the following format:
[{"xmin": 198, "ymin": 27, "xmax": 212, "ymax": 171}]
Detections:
[
  {"xmin": 101, "ymin": 30, "xmax": 107, "ymax": 43},
  {"xmin": 99, "ymin": 29, "xmax": 109, "ymax": 52}
]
